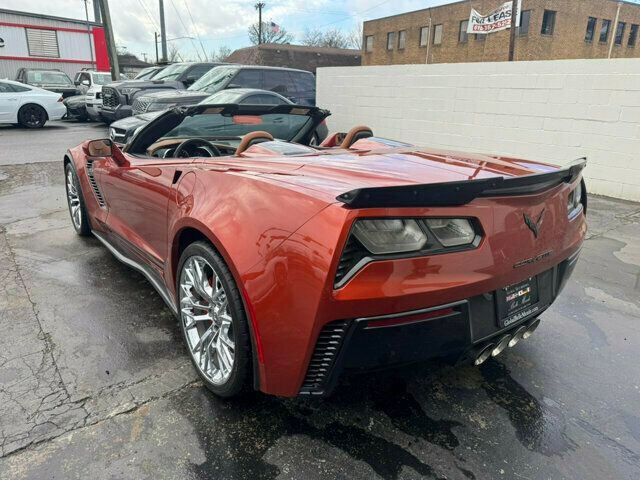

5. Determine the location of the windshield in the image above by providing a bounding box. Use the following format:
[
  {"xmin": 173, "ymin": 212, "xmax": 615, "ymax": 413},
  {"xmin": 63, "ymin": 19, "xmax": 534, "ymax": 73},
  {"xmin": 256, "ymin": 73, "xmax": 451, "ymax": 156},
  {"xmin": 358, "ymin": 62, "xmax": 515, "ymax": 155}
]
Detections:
[
  {"xmin": 153, "ymin": 63, "xmax": 190, "ymax": 81},
  {"xmin": 27, "ymin": 71, "xmax": 72, "ymax": 85},
  {"xmin": 92, "ymin": 73, "xmax": 113, "ymax": 85},
  {"xmin": 189, "ymin": 67, "xmax": 236, "ymax": 93},
  {"xmin": 135, "ymin": 67, "xmax": 156, "ymax": 79},
  {"xmin": 164, "ymin": 112, "xmax": 310, "ymax": 141},
  {"xmin": 128, "ymin": 105, "xmax": 327, "ymax": 155},
  {"xmin": 200, "ymin": 90, "xmax": 241, "ymax": 104}
]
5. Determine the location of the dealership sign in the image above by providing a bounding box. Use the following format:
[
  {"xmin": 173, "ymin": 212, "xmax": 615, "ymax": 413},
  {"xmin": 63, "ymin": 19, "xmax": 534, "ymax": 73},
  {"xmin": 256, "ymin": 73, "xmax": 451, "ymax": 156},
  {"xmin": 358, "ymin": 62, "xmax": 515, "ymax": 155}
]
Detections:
[{"xmin": 467, "ymin": 1, "xmax": 521, "ymax": 34}]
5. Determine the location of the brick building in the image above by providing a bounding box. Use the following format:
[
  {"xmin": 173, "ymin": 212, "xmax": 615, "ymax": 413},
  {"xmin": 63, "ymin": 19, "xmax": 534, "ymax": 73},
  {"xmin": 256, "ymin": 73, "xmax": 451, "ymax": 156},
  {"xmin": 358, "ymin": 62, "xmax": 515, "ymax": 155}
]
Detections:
[
  {"xmin": 362, "ymin": 0, "xmax": 640, "ymax": 65},
  {"xmin": 226, "ymin": 43, "xmax": 361, "ymax": 73}
]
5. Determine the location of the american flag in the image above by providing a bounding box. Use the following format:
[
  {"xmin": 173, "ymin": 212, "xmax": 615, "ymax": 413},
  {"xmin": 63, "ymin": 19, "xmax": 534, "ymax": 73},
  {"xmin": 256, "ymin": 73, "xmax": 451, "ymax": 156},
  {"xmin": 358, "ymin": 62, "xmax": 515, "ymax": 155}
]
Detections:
[{"xmin": 270, "ymin": 21, "xmax": 280, "ymax": 33}]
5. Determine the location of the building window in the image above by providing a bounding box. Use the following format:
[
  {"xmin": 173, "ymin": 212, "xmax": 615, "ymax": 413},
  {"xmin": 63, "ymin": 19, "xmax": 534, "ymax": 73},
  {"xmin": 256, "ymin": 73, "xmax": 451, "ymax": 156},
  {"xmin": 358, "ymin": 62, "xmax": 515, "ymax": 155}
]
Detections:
[
  {"xmin": 600, "ymin": 19, "xmax": 611, "ymax": 43},
  {"xmin": 387, "ymin": 32, "xmax": 395, "ymax": 50},
  {"xmin": 365, "ymin": 35, "xmax": 373, "ymax": 52},
  {"xmin": 459, "ymin": 20, "xmax": 469, "ymax": 43},
  {"xmin": 419, "ymin": 26, "xmax": 429, "ymax": 46},
  {"xmin": 433, "ymin": 24, "xmax": 443, "ymax": 45},
  {"xmin": 475, "ymin": 33, "xmax": 486, "ymax": 41},
  {"xmin": 585, "ymin": 17, "xmax": 597, "ymax": 42},
  {"xmin": 398, "ymin": 30, "xmax": 406, "ymax": 49},
  {"xmin": 25, "ymin": 28, "xmax": 60, "ymax": 58},
  {"xmin": 519, "ymin": 10, "xmax": 531, "ymax": 36},
  {"xmin": 630, "ymin": 24, "xmax": 639, "ymax": 47},
  {"xmin": 615, "ymin": 22, "xmax": 626, "ymax": 45},
  {"xmin": 541, "ymin": 10, "xmax": 556, "ymax": 36}
]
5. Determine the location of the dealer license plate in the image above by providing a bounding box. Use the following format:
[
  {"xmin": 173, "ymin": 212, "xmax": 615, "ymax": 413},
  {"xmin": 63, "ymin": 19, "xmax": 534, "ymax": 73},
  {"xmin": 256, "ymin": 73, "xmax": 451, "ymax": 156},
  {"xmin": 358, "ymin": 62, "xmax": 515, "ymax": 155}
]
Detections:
[{"xmin": 496, "ymin": 277, "xmax": 540, "ymax": 328}]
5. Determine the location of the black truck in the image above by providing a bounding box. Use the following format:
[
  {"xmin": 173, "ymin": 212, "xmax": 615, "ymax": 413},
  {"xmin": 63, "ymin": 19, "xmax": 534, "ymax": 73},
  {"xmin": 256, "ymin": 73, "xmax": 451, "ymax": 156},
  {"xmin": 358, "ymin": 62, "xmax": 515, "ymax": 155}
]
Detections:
[
  {"xmin": 100, "ymin": 62, "xmax": 219, "ymax": 122},
  {"xmin": 15, "ymin": 68, "xmax": 78, "ymax": 98}
]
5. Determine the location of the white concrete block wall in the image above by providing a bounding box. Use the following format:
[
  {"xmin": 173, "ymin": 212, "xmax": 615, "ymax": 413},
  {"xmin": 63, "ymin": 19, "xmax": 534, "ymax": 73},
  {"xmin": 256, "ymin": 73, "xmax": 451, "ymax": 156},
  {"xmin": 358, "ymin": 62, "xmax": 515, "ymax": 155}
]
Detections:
[{"xmin": 317, "ymin": 59, "xmax": 640, "ymax": 202}]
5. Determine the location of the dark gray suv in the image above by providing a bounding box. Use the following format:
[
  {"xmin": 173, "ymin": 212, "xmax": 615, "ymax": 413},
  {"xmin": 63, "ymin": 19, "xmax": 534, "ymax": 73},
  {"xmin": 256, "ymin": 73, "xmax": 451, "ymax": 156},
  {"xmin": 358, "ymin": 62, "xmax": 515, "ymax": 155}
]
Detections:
[{"xmin": 131, "ymin": 65, "xmax": 316, "ymax": 115}]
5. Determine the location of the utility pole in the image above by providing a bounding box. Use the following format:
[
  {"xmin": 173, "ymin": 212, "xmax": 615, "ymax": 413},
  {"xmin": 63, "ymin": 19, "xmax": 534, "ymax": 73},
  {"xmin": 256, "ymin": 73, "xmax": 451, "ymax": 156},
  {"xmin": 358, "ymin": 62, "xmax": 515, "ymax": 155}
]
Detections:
[
  {"xmin": 255, "ymin": 2, "xmax": 265, "ymax": 44},
  {"xmin": 159, "ymin": 0, "xmax": 168, "ymax": 62},
  {"xmin": 508, "ymin": 0, "xmax": 519, "ymax": 61},
  {"xmin": 98, "ymin": 0, "xmax": 120, "ymax": 79},
  {"xmin": 608, "ymin": 1, "xmax": 623, "ymax": 59},
  {"xmin": 155, "ymin": 32, "xmax": 159, "ymax": 64},
  {"xmin": 83, "ymin": 0, "xmax": 95, "ymax": 64},
  {"xmin": 93, "ymin": 0, "xmax": 102, "ymax": 23}
]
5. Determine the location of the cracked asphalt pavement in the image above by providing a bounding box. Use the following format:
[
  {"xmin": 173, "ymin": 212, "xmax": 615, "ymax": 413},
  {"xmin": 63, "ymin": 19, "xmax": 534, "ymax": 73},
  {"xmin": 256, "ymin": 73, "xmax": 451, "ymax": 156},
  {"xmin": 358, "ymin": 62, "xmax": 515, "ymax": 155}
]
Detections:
[{"xmin": 0, "ymin": 121, "xmax": 639, "ymax": 479}]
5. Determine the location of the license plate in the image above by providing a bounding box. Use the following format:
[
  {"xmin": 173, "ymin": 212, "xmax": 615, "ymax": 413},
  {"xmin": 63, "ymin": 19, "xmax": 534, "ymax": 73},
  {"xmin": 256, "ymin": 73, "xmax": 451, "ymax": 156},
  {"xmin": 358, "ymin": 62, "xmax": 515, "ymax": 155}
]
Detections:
[{"xmin": 496, "ymin": 277, "xmax": 540, "ymax": 328}]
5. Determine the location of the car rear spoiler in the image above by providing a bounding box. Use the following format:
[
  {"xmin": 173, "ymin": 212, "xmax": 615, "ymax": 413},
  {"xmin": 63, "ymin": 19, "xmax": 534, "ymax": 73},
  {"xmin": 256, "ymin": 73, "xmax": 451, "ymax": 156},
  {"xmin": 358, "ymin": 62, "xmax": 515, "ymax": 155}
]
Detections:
[{"xmin": 336, "ymin": 158, "xmax": 586, "ymax": 208}]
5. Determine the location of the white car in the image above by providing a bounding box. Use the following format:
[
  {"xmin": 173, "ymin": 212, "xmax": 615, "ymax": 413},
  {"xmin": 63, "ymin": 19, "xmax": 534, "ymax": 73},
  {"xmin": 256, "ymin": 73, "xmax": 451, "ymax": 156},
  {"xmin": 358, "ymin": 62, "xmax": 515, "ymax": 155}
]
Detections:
[
  {"xmin": 0, "ymin": 79, "xmax": 66, "ymax": 128},
  {"xmin": 85, "ymin": 84, "xmax": 103, "ymax": 121}
]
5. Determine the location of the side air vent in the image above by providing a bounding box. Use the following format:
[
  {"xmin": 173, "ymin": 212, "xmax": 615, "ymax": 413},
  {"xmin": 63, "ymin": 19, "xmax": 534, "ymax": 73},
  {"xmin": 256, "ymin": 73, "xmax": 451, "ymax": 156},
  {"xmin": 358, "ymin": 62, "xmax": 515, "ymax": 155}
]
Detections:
[
  {"xmin": 300, "ymin": 320, "xmax": 350, "ymax": 395},
  {"xmin": 334, "ymin": 236, "xmax": 368, "ymax": 287},
  {"xmin": 86, "ymin": 159, "xmax": 105, "ymax": 207}
]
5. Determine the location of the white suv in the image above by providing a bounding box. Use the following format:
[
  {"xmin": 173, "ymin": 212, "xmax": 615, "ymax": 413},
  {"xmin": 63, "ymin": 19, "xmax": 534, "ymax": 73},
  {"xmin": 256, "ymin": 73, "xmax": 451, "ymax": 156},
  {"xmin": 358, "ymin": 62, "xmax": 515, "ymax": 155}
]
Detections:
[{"xmin": 72, "ymin": 70, "xmax": 113, "ymax": 121}]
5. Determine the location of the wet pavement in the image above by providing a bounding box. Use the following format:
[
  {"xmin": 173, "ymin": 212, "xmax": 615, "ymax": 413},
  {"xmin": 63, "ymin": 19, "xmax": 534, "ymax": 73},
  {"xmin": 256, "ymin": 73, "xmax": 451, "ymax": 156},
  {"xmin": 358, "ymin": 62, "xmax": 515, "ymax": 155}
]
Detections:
[{"xmin": 0, "ymin": 122, "xmax": 639, "ymax": 479}]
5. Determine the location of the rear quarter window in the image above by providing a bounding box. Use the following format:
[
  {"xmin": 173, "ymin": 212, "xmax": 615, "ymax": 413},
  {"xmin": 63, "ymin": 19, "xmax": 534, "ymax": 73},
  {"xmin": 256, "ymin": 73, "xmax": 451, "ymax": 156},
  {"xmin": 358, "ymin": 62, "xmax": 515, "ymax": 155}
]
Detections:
[
  {"xmin": 290, "ymin": 72, "xmax": 315, "ymax": 93},
  {"xmin": 231, "ymin": 69, "xmax": 262, "ymax": 88}
]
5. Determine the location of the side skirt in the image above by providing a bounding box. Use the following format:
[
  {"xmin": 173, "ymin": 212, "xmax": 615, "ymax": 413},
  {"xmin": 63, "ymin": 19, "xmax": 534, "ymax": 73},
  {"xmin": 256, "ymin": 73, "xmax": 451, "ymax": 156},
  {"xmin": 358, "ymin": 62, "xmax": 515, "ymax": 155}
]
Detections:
[{"xmin": 93, "ymin": 231, "xmax": 178, "ymax": 316}]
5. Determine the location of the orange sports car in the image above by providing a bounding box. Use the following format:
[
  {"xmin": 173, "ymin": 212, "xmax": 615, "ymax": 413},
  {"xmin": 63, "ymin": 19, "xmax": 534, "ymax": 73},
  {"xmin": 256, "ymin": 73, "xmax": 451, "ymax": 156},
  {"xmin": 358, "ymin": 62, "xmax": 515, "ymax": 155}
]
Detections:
[{"xmin": 64, "ymin": 104, "xmax": 587, "ymax": 397}]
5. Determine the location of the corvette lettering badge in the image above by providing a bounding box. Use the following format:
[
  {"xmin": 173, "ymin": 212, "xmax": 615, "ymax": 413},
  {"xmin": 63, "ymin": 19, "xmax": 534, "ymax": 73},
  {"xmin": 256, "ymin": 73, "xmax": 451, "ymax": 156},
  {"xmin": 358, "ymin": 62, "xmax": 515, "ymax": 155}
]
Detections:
[{"xmin": 513, "ymin": 250, "xmax": 553, "ymax": 269}]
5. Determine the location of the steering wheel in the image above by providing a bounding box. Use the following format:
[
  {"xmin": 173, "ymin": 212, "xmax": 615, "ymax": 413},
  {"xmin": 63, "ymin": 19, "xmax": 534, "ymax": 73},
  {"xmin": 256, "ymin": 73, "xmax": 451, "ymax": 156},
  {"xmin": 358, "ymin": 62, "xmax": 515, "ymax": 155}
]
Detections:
[{"xmin": 173, "ymin": 138, "xmax": 221, "ymax": 158}]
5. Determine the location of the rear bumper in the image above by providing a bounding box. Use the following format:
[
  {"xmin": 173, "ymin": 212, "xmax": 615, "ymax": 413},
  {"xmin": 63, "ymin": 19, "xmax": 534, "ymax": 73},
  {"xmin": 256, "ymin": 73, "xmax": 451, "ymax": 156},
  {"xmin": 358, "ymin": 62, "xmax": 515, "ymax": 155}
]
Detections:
[
  {"xmin": 300, "ymin": 249, "xmax": 580, "ymax": 396},
  {"xmin": 48, "ymin": 103, "xmax": 67, "ymax": 121}
]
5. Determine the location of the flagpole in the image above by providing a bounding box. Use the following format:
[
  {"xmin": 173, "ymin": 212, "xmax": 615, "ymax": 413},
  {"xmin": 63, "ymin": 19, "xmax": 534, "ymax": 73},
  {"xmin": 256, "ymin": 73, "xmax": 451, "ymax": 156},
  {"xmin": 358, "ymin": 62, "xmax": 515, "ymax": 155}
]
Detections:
[{"xmin": 508, "ymin": 0, "xmax": 519, "ymax": 61}]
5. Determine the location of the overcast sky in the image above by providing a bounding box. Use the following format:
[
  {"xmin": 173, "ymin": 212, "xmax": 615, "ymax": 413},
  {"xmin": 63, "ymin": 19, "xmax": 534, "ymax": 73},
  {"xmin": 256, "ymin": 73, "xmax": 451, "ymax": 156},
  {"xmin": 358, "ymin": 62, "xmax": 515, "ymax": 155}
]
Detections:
[{"xmin": 0, "ymin": 0, "xmax": 456, "ymax": 61}]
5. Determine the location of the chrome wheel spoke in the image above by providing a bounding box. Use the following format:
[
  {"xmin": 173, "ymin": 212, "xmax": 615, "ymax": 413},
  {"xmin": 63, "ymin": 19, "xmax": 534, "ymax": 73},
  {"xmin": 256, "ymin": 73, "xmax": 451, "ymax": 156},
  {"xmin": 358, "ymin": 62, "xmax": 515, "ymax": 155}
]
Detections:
[
  {"xmin": 66, "ymin": 171, "xmax": 82, "ymax": 228},
  {"xmin": 179, "ymin": 254, "xmax": 235, "ymax": 385}
]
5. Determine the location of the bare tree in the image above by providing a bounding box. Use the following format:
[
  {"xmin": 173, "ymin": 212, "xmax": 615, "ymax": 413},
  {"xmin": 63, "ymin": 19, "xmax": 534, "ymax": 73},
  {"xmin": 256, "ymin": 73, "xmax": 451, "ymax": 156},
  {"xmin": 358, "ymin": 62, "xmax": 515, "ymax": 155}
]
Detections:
[
  {"xmin": 301, "ymin": 28, "xmax": 324, "ymax": 47},
  {"xmin": 347, "ymin": 23, "xmax": 363, "ymax": 50},
  {"xmin": 168, "ymin": 44, "xmax": 182, "ymax": 62},
  {"xmin": 248, "ymin": 21, "xmax": 293, "ymax": 45},
  {"xmin": 301, "ymin": 26, "xmax": 362, "ymax": 49},
  {"xmin": 210, "ymin": 45, "xmax": 232, "ymax": 62}
]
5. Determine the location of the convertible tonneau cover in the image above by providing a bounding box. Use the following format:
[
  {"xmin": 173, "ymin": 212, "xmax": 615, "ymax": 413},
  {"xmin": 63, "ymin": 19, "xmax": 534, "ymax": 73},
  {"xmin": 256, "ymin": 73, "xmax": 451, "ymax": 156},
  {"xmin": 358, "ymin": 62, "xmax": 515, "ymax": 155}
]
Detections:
[{"xmin": 336, "ymin": 158, "xmax": 586, "ymax": 208}]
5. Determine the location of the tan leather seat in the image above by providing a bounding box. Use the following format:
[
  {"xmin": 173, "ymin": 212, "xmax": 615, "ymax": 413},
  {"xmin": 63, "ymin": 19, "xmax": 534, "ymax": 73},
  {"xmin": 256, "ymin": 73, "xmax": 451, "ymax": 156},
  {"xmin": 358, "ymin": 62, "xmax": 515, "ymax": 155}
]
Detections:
[
  {"xmin": 340, "ymin": 126, "xmax": 373, "ymax": 149},
  {"xmin": 235, "ymin": 131, "xmax": 275, "ymax": 156}
]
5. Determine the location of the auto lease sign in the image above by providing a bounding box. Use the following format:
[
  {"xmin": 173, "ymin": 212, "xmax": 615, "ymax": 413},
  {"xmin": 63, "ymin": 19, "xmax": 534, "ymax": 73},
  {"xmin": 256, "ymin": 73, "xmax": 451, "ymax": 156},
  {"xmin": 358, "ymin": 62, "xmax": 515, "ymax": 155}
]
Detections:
[{"xmin": 467, "ymin": 0, "xmax": 521, "ymax": 34}]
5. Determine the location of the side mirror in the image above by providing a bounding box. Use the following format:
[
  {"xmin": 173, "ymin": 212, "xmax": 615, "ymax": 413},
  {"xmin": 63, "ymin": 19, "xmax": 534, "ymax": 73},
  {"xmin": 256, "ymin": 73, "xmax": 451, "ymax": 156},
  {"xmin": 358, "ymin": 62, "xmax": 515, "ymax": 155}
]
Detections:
[
  {"xmin": 86, "ymin": 139, "xmax": 112, "ymax": 157},
  {"xmin": 81, "ymin": 79, "xmax": 90, "ymax": 86},
  {"xmin": 86, "ymin": 139, "xmax": 129, "ymax": 166}
]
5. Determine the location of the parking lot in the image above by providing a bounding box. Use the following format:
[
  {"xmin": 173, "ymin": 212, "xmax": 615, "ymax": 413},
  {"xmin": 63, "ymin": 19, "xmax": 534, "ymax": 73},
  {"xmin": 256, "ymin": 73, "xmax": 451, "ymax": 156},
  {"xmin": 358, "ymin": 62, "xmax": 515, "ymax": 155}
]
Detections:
[{"xmin": 0, "ymin": 120, "xmax": 639, "ymax": 479}]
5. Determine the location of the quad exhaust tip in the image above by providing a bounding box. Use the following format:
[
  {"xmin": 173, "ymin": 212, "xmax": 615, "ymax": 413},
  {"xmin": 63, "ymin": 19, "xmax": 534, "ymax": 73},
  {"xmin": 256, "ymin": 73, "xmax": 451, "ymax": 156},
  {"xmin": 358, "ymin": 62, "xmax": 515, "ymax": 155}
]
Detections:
[
  {"xmin": 522, "ymin": 318, "xmax": 540, "ymax": 340},
  {"xmin": 474, "ymin": 318, "xmax": 541, "ymax": 365},
  {"xmin": 491, "ymin": 334, "xmax": 512, "ymax": 357}
]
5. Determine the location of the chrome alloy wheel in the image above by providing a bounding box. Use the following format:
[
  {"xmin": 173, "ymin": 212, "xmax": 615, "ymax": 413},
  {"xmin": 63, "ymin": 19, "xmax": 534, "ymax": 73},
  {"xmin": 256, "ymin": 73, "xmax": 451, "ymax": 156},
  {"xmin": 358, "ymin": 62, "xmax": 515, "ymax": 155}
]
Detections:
[
  {"xmin": 66, "ymin": 170, "xmax": 82, "ymax": 229},
  {"xmin": 179, "ymin": 255, "xmax": 235, "ymax": 385}
]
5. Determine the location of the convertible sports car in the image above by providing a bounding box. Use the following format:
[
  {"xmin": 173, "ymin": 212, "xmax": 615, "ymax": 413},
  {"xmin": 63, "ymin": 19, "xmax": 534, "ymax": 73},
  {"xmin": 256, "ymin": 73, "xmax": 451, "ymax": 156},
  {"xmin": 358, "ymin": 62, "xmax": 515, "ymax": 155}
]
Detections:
[{"xmin": 64, "ymin": 104, "xmax": 587, "ymax": 398}]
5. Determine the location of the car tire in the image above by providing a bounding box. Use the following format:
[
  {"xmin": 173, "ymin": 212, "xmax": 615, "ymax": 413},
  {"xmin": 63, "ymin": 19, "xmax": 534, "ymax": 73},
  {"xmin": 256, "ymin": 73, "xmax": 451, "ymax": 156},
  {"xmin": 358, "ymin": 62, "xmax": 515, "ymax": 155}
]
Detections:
[
  {"xmin": 64, "ymin": 162, "xmax": 91, "ymax": 236},
  {"xmin": 176, "ymin": 241, "xmax": 252, "ymax": 398},
  {"xmin": 18, "ymin": 104, "xmax": 47, "ymax": 128}
]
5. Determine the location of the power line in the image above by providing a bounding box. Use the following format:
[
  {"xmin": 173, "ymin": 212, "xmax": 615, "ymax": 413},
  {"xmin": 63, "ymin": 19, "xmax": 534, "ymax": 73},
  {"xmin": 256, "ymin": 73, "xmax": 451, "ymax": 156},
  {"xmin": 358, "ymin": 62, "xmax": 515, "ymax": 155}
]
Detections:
[
  {"xmin": 169, "ymin": 0, "xmax": 202, "ymax": 60},
  {"xmin": 137, "ymin": 0, "xmax": 160, "ymax": 30},
  {"xmin": 184, "ymin": 0, "xmax": 208, "ymax": 60}
]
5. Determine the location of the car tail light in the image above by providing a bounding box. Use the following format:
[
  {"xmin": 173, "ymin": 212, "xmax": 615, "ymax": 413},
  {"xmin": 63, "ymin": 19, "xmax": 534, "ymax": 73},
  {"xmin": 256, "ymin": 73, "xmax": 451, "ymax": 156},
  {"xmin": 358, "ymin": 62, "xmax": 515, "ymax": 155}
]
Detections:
[{"xmin": 57, "ymin": 96, "xmax": 64, "ymax": 102}]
